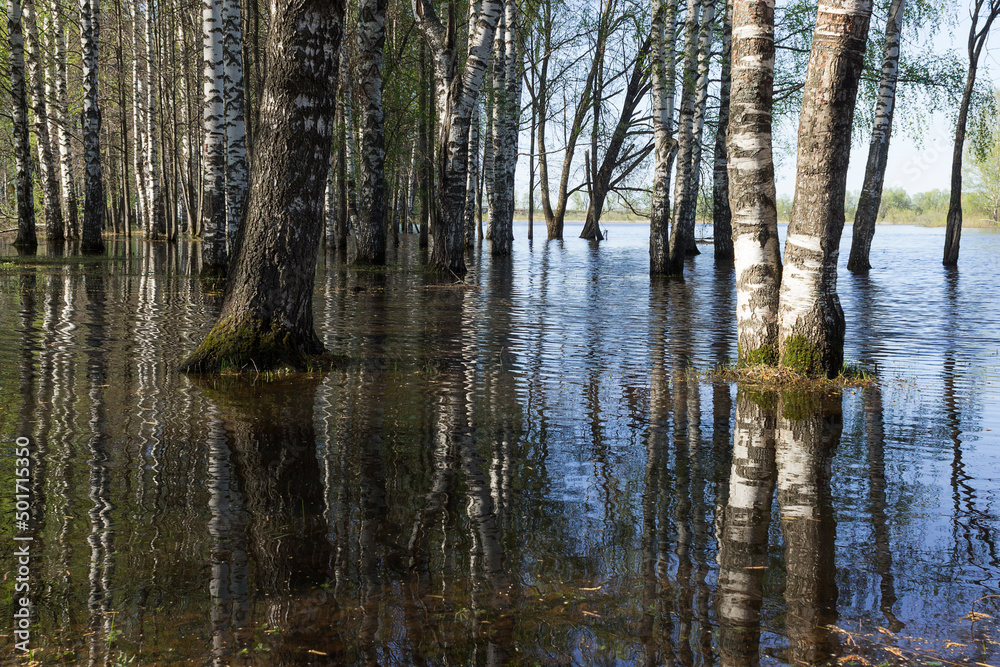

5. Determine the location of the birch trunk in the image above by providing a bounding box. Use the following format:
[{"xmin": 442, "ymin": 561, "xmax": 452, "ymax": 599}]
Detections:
[
  {"xmin": 778, "ymin": 0, "xmax": 872, "ymax": 376},
  {"xmin": 23, "ymin": 0, "xmax": 65, "ymax": 241},
  {"xmin": 334, "ymin": 99, "xmax": 349, "ymax": 253},
  {"xmin": 649, "ymin": 0, "xmax": 679, "ymax": 275},
  {"xmin": 354, "ymin": 0, "xmax": 388, "ymax": 265},
  {"xmin": 79, "ymin": 0, "xmax": 105, "ymax": 252},
  {"xmin": 52, "ymin": 0, "xmax": 79, "ymax": 238},
  {"xmin": 848, "ymin": 0, "xmax": 905, "ymax": 272},
  {"xmin": 201, "ymin": 0, "xmax": 228, "ymax": 272},
  {"xmin": 131, "ymin": 0, "xmax": 147, "ymax": 235},
  {"xmin": 146, "ymin": 0, "xmax": 165, "ymax": 238},
  {"xmin": 465, "ymin": 102, "xmax": 481, "ymax": 248},
  {"xmin": 728, "ymin": 0, "xmax": 781, "ymax": 364},
  {"xmin": 665, "ymin": 0, "xmax": 702, "ymax": 276},
  {"xmin": 223, "ymin": 0, "xmax": 247, "ymax": 249},
  {"xmin": 489, "ymin": 0, "xmax": 521, "ymax": 256},
  {"xmin": 942, "ymin": 0, "xmax": 1000, "ymax": 266},
  {"xmin": 8, "ymin": 0, "xmax": 37, "ymax": 249},
  {"xmin": 413, "ymin": 0, "xmax": 503, "ymax": 277},
  {"xmin": 181, "ymin": 0, "xmax": 345, "ymax": 373},
  {"xmin": 712, "ymin": 0, "xmax": 733, "ymax": 262},
  {"xmin": 678, "ymin": 0, "xmax": 715, "ymax": 254}
]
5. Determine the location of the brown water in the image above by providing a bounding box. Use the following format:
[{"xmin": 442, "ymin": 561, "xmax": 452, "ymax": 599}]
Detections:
[{"xmin": 0, "ymin": 223, "xmax": 999, "ymax": 666}]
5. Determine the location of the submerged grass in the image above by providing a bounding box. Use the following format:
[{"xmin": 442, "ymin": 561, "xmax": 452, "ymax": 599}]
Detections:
[{"xmin": 705, "ymin": 360, "xmax": 878, "ymax": 389}]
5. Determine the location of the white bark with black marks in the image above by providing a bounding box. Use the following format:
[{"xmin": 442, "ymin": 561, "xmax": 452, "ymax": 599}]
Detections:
[
  {"xmin": 355, "ymin": 0, "xmax": 388, "ymax": 265},
  {"xmin": 52, "ymin": 0, "xmax": 79, "ymax": 238},
  {"xmin": 649, "ymin": 0, "xmax": 679, "ymax": 275},
  {"xmin": 23, "ymin": 0, "xmax": 65, "ymax": 241},
  {"xmin": 778, "ymin": 0, "xmax": 872, "ymax": 376},
  {"xmin": 223, "ymin": 0, "xmax": 247, "ymax": 248},
  {"xmin": 728, "ymin": 0, "xmax": 781, "ymax": 364},
  {"xmin": 665, "ymin": 0, "xmax": 702, "ymax": 276},
  {"xmin": 79, "ymin": 0, "xmax": 104, "ymax": 251},
  {"xmin": 145, "ymin": 0, "xmax": 164, "ymax": 237},
  {"xmin": 847, "ymin": 0, "xmax": 905, "ymax": 272},
  {"xmin": 202, "ymin": 0, "xmax": 227, "ymax": 271},
  {"xmin": 182, "ymin": 0, "xmax": 346, "ymax": 373},
  {"xmin": 712, "ymin": 0, "xmax": 733, "ymax": 262},
  {"xmin": 413, "ymin": 0, "xmax": 503, "ymax": 277},
  {"xmin": 8, "ymin": 0, "xmax": 37, "ymax": 248}
]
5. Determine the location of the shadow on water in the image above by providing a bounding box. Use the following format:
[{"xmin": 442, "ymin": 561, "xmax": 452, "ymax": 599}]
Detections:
[{"xmin": 1, "ymin": 226, "xmax": 1000, "ymax": 665}]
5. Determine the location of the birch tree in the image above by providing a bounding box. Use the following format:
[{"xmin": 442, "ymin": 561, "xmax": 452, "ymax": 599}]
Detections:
[
  {"xmin": 145, "ymin": 0, "xmax": 165, "ymax": 237},
  {"xmin": 79, "ymin": 0, "xmax": 105, "ymax": 252},
  {"xmin": 51, "ymin": 0, "xmax": 79, "ymax": 237},
  {"xmin": 8, "ymin": 0, "xmax": 37, "ymax": 249},
  {"xmin": 182, "ymin": 0, "xmax": 346, "ymax": 373},
  {"xmin": 23, "ymin": 0, "xmax": 65, "ymax": 241},
  {"xmin": 712, "ymin": 0, "xmax": 733, "ymax": 262},
  {"xmin": 355, "ymin": 0, "xmax": 389, "ymax": 265},
  {"xmin": 488, "ymin": 0, "xmax": 522, "ymax": 256},
  {"xmin": 847, "ymin": 0, "xmax": 906, "ymax": 273},
  {"xmin": 649, "ymin": 0, "xmax": 679, "ymax": 275},
  {"xmin": 727, "ymin": 0, "xmax": 781, "ymax": 364},
  {"xmin": 223, "ymin": 0, "xmax": 247, "ymax": 247},
  {"xmin": 664, "ymin": 0, "xmax": 702, "ymax": 276},
  {"xmin": 943, "ymin": 0, "xmax": 1000, "ymax": 266},
  {"xmin": 777, "ymin": 0, "xmax": 872, "ymax": 376},
  {"xmin": 412, "ymin": 0, "xmax": 503, "ymax": 277},
  {"xmin": 201, "ymin": 0, "xmax": 227, "ymax": 272},
  {"xmin": 131, "ymin": 0, "xmax": 147, "ymax": 235}
]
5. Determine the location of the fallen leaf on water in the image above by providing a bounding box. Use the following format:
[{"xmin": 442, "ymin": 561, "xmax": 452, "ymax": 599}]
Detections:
[
  {"xmin": 963, "ymin": 612, "xmax": 993, "ymax": 622},
  {"xmin": 837, "ymin": 655, "xmax": 872, "ymax": 666},
  {"xmin": 307, "ymin": 650, "xmax": 328, "ymax": 656},
  {"xmin": 581, "ymin": 610, "xmax": 601, "ymax": 618},
  {"xmin": 885, "ymin": 647, "xmax": 905, "ymax": 659},
  {"xmin": 877, "ymin": 626, "xmax": 895, "ymax": 636},
  {"xmin": 579, "ymin": 587, "xmax": 602, "ymax": 591},
  {"xmin": 944, "ymin": 642, "xmax": 967, "ymax": 648}
]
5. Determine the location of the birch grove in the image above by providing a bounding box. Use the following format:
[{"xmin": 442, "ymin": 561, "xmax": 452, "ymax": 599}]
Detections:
[{"xmin": 412, "ymin": 0, "xmax": 503, "ymax": 276}]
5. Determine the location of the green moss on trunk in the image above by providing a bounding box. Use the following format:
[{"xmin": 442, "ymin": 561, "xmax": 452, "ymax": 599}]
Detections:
[
  {"xmin": 180, "ymin": 315, "xmax": 331, "ymax": 374},
  {"xmin": 780, "ymin": 334, "xmax": 822, "ymax": 377},
  {"xmin": 739, "ymin": 343, "xmax": 778, "ymax": 367}
]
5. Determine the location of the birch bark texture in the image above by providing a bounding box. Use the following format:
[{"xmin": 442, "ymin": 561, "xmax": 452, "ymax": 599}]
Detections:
[
  {"xmin": 182, "ymin": 0, "xmax": 345, "ymax": 373},
  {"xmin": 778, "ymin": 0, "xmax": 872, "ymax": 376},
  {"xmin": 8, "ymin": 0, "xmax": 37, "ymax": 249},
  {"xmin": 202, "ymin": 0, "xmax": 228, "ymax": 272},
  {"xmin": 665, "ymin": 0, "xmax": 702, "ymax": 276},
  {"xmin": 355, "ymin": 0, "xmax": 388, "ymax": 265},
  {"xmin": 223, "ymin": 0, "xmax": 248, "ymax": 247},
  {"xmin": 727, "ymin": 0, "xmax": 781, "ymax": 364},
  {"xmin": 943, "ymin": 0, "xmax": 1000, "ymax": 266},
  {"xmin": 412, "ymin": 0, "xmax": 503, "ymax": 277},
  {"xmin": 145, "ymin": 1, "xmax": 165, "ymax": 238},
  {"xmin": 52, "ymin": 0, "xmax": 79, "ymax": 237},
  {"xmin": 489, "ymin": 0, "xmax": 522, "ymax": 256},
  {"xmin": 712, "ymin": 0, "xmax": 733, "ymax": 262},
  {"xmin": 23, "ymin": 0, "xmax": 65, "ymax": 242},
  {"xmin": 649, "ymin": 0, "xmax": 680, "ymax": 275},
  {"xmin": 79, "ymin": 0, "xmax": 105, "ymax": 252},
  {"xmin": 848, "ymin": 0, "xmax": 906, "ymax": 273}
]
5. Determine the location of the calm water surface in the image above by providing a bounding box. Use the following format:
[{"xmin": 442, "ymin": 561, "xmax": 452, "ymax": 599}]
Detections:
[{"xmin": 0, "ymin": 223, "xmax": 998, "ymax": 666}]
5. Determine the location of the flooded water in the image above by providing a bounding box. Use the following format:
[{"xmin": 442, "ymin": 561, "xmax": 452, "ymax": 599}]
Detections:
[{"xmin": 1, "ymin": 222, "xmax": 999, "ymax": 666}]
